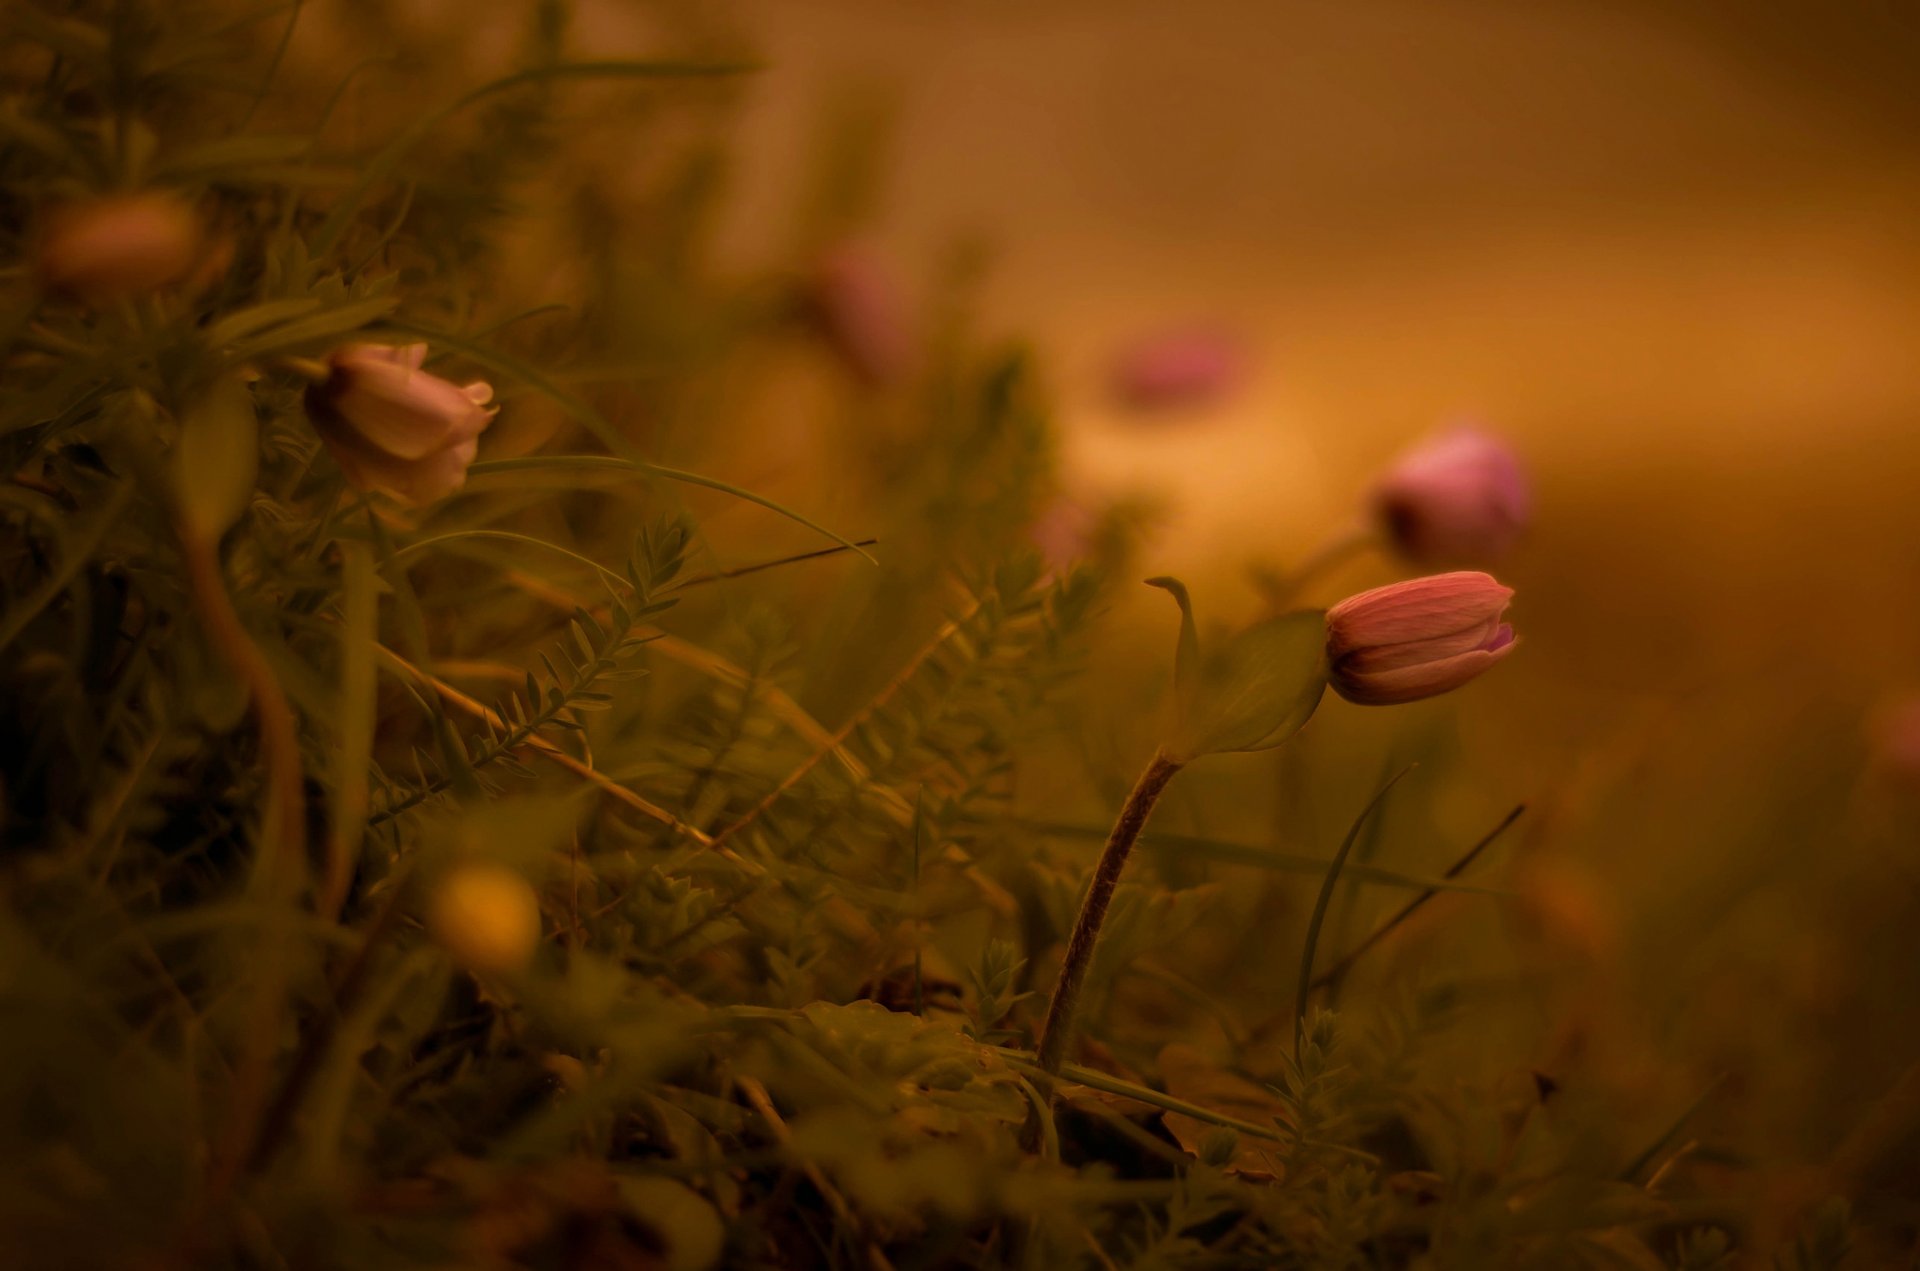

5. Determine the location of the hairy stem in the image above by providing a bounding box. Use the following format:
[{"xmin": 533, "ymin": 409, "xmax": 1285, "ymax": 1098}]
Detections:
[{"xmin": 1032, "ymin": 748, "xmax": 1185, "ymax": 1078}]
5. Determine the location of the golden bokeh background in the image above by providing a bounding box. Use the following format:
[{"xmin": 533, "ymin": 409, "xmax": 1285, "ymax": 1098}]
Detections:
[
  {"xmin": 696, "ymin": 0, "xmax": 1920, "ymax": 1186},
  {"xmin": 286, "ymin": 0, "xmax": 1920, "ymax": 1209}
]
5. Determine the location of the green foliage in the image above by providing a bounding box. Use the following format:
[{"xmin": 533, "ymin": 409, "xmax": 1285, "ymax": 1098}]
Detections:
[
  {"xmin": 1146, "ymin": 576, "xmax": 1329, "ymax": 761},
  {"xmin": 0, "ymin": 3, "xmax": 1897, "ymax": 1269}
]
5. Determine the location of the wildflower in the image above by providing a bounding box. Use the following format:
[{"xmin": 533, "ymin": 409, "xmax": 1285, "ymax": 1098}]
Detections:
[
  {"xmin": 807, "ymin": 245, "xmax": 911, "ymax": 385},
  {"xmin": 1325, "ymin": 571, "xmax": 1516, "ymax": 705},
  {"xmin": 1110, "ymin": 327, "xmax": 1243, "ymax": 412},
  {"xmin": 427, "ymin": 861, "xmax": 542, "ymax": 975},
  {"xmin": 306, "ymin": 343, "xmax": 496, "ymax": 504},
  {"xmin": 36, "ymin": 191, "xmax": 213, "ymax": 301},
  {"xmin": 1373, "ymin": 425, "xmax": 1529, "ymax": 565}
]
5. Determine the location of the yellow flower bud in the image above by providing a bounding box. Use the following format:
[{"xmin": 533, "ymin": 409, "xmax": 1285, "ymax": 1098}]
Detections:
[{"xmin": 427, "ymin": 862, "xmax": 542, "ymax": 974}]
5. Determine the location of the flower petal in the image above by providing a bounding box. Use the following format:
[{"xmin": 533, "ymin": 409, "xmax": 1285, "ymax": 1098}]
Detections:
[
  {"xmin": 1336, "ymin": 615, "xmax": 1504, "ymax": 674},
  {"xmin": 1331, "ymin": 639, "xmax": 1516, "ymax": 706},
  {"xmin": 1325, "ymin": 571, "xmax": 1511, "ymax": 660}
]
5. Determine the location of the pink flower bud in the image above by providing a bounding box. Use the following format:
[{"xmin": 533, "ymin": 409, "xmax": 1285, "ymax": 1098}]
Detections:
[
  {"xmin": 36, "ymin": 192, "xmax": 212, "ymax": 301},
  {"xmin": 1372, "ymin": 425, "xmax": 1529, "ymax": 565},
  {"xmin": 306, "ymin": 344, "xmax": 496, "ymax": 505},
  {"xmin": 1109, "ymin": 327, "xmax": 1244, "ymax": 413},
  {"xmin": 807, "ymin": 245, "xmax": 911, "ymax": 386},
  {"xmin": 1325, "ymin": 571, "xmax": 1516, "ymax": 705}
]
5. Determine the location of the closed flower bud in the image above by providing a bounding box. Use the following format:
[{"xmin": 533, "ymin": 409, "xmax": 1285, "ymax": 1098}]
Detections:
[
  {"xmin": 306, "ymin": 343, "xmax": 496, "ymax": 505},
  {"xmin": 807, "ymin": 245, "xmax": 911, "ymax": 386},
  {"xmin": 1373, "ymin": 425, "xmax": 1529, "ymax": 565},
  {"xmin": 1325, "ymin": 571, "xmax": 1516, "ymax": 705},
  {"xmin": 1109, "ymin": 327, "xmax": 1244, "ymax": 413},
  {"xmin": 427, "ymin": 862, "xmax": 542, "ymax": 975},
  {"xmin": 36, "ymin": 191, "xmax": 211, "ymax": 301}
]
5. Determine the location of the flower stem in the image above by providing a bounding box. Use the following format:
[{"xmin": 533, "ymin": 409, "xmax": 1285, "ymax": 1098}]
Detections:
[
  {"xmin": 178, "ymin": 529, "xmax": 304, "ymax": 1162},
  {"xmin": 178, "ymin": 528, "xmax": 305, "ymax": 885},
  {"xmin": 1253, "ymin": 523, "xmax": 1378, "ymax": 608},
  {"xmin": 173, "ymin": 525, "xmax": 308, "ymax": 1253},
  {"xmin": 1032, "ymin": 748, "xmax": 1185, "ymax": 1079}
]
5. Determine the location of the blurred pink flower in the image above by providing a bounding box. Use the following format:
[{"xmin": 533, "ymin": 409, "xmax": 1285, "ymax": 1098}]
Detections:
[
  {"xmin": 1030, "ymin": 496, "xmax": 1096, "ymax": 576},
  {"xmin": 306, "ymin": 344, "xmax": 496, "ymax": 505},
  {"xmin": 36, "ymin": 191, "xmax": 215, "ymax": 301},
  {"xmin": 1373, "ymin": 425, "xmax": 1529, "ymax": 565},
  {"xmin": 1871, "ymin": 696, "xmax": 1920, "ymax": 779},
  {"xmin": 808, "ymin": 245, "xmax": 911, "ymax": 386},
  {"xmin": 1325, "ymin": 570, "xmax": 1516, "ymax": 705},
  {"xmin": 1109, "ymin": 327, "xmax": 1244, "ymax": 412}
]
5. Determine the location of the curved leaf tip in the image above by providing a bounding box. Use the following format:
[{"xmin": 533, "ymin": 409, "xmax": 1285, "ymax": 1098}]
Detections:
[{"xmin": 1145, "ymin": 576, "xmax": 1202, "ymax": 716}]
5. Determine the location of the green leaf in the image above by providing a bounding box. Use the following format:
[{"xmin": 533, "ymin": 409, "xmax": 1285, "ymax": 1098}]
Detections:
[
  {"xmin": 172, "ymin": 374, "xmax": 258, "ymax": 541},
  {"xmin": 1144, "ymin": 577, "xmax": 1201, "ymax": 715},
  {"xmin": 202, "ymin": 297, "xmax": 325, "ymax": 349},
  {"xmin": 222, "ymin": 295, "xmax": 399, "ymax": 362},
  {"xmin": 1147, "ymin": 582, "xmax": 1329, "ymax": 761}
]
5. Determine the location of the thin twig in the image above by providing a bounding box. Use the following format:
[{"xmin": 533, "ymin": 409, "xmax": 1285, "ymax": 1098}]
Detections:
[{"xmin": 667, "ymin": 537, "xmax": 880, "ymax": 591}]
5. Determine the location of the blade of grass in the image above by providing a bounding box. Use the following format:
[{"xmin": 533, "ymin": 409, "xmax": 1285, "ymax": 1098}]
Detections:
[
  {"xmin": 1296, "ymin": 766, "xmax": 1416, "ymax": 1055},
  {"xmin": 387, "ymin": 528, "xmax": 633, "ymax": 594},
  {"xmin": 1311, "ymin": 804, "xmax": 1526, "ymax": 992},
  {"xmin": 667, "ymin": 538, "xmax": 881, "ymax": 591},
  {"xmin": 1012, "ymin": 817, "xmax": 1510, "ymax": 897},
  {"xmin": 996, "ymin": 1052, "xmax": 1284, "ymax": 1144},
  {"xmin": 1619, "ymin": 1072, "xmax": 1729, "ymax": 1182}
]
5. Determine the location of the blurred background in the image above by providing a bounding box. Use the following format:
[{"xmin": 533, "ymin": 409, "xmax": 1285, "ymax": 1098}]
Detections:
[
  {"xmin": 711, "ymin": 0, "xmax": 1920, "ymax": 1211},
  {"xmin": 299, "ymin": 0, "xmax": 1920, "ymax": 1236}
]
